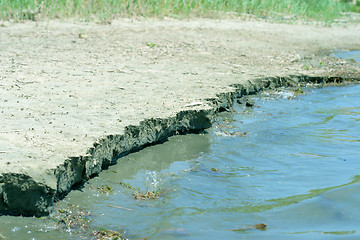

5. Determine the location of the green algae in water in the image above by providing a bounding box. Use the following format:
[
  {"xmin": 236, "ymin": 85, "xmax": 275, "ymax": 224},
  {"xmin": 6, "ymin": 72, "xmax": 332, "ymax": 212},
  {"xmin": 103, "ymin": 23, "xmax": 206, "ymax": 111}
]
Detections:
[{"xmin": 1, "ymin": 84, "xmax": 360, "ymax": 239}]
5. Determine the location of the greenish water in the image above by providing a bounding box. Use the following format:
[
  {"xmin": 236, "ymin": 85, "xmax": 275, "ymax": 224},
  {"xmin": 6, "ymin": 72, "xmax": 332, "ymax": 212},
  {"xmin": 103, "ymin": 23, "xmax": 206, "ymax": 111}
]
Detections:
[{"xmin": 1, "ymin": 83, "xmax": 360, "ymax": 240}]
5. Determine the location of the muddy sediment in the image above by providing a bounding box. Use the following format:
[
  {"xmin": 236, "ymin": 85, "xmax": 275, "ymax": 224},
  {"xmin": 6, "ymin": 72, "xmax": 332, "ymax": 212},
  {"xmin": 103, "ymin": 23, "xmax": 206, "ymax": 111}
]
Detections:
[{"xmin": 0, "ymin": 19, "xmax": 359, "ymax": 216}]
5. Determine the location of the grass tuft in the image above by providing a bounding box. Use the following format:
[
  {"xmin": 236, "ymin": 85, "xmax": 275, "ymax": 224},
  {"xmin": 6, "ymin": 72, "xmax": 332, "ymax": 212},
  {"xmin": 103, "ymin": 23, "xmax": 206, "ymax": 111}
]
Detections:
[{"xmin": 0, "ymin": 0, "xmax": 358, "ymax": 22}]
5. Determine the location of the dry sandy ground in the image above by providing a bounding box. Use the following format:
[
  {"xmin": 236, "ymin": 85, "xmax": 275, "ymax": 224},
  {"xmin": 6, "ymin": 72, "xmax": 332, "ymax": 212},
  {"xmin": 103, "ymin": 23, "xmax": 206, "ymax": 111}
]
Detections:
[{"xmin": 0, "ymin": 18, "xmax": 359, "ymax": 214}]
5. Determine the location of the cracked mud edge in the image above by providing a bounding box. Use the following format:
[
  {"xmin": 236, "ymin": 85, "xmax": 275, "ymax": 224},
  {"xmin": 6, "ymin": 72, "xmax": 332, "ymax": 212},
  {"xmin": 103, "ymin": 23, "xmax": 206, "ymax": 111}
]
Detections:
[{"xmin": 0, "ymin": 74, "xmax": 358, "ymax": 217}]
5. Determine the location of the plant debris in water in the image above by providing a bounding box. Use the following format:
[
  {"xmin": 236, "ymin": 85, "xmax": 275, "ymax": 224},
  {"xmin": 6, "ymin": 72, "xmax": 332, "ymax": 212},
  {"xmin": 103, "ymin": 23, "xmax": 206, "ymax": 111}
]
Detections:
[
  {"xmin": 97, "ymin": 184, "xmax": 113, "ymax": 194},
  {"xmin": 119, "ymin": 181, "xmax": 138, "ymax": 191},
  {"xmin": 217, "ymin": 127, "xmax": 247, "ymax": 137},
  {"xmin": 292, "ymin": 87, "xmax": 305, "ymax": 96},
  {"xmin": 134, "ymin": 190, "xmax": 160, "ymax": 200},
  {"xmin": 214, "ymin": 118, "xmax": 247, "ymax": 137},
  {"xmin": 51, "ymin": 203, "xmax": 91, "ymax": 234},
  {"xmin": 51, "ymin": 203, "xmax": 126, "ymax": 239},
  {"xmin": 120, "ymin": 180, "xmax": 165, "ymax": 200},
  {"xmin": 92, "ymin": 229, "xmax": 125, "ymax": 240},
  {"xmin": 231, "ymin": 223, "xmax": 267, "ymax": 232}
]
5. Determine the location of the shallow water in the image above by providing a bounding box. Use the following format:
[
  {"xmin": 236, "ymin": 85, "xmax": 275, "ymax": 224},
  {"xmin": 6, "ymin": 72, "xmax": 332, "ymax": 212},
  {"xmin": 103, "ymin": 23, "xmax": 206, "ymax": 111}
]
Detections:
[
  {"xmin": 334, "ymin": 50, "xmax": 360, "ymax": 62},
  {"xmin": 1, "ymin": 84, "xmax": 360, "ymax": 240}
]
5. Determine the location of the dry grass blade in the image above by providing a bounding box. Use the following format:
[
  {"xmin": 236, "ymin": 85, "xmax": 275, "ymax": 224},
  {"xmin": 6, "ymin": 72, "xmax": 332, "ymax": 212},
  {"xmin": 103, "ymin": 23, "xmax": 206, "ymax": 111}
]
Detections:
[{"xmin": 107, "ymin": 204, "xmax": 137, "ymax": 212}]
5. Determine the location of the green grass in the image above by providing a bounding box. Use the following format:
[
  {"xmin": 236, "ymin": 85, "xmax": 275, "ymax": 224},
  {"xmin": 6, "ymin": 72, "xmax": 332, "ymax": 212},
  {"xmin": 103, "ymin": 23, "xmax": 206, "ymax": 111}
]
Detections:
[{"xmin": 0, "ymin": 0, "xmax": 357, "ymax": 21}]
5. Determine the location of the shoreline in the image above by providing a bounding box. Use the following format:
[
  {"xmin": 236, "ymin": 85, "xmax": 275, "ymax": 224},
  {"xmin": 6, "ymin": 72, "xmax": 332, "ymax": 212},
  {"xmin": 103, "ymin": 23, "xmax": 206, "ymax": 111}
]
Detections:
[{"xmin": 0, "ymin": 19, "xmax": 359, "ymax": 216}]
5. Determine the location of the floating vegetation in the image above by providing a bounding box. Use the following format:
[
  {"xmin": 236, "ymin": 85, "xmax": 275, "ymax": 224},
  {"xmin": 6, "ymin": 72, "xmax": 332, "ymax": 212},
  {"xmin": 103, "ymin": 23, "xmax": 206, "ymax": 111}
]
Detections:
[
  {"xmin": 231, "ymin": 223, "xmax": 267, "ymax": 232},
  {"xmin": 217, "ymin": 128, "xmax": 247, "ymax": 137},
  {"xmin": 97, "ymin": 184, "xmax": 113, "ymax": 194},
  {"xmin": 50, "ymin": 203, "xmax": 127, "ymax": 239},
  {"xmin": 134, "ymin": 190, "xmax": 160, "ymax": 200},
  {"xmin": 51, "ymin": 203, "xmax": 91, "ymax": 234},
  {"xmin": 119, "ymin": 181, "xmax": 138, "ymax": 191},
  {"xmin": 92, "ymin": 229, "xmax": 125, "ymax": 240},
  {"xmin": 292, "ymin": 87, "xmax": 305, "ymax": 96},
  {"xmin": 221, "ymin": 118, "xmax": 237, "ymax": 124},
  {"xmin": 120, "ymin": 180, "xmax": 165, "ymax": 200},
  {"xmin": 216, "ymin": 123, "xmax": 234, "ymax": 129},
  {"xmin": 214, "ymin": 118, "xmax": 247, "ymax": 137}
]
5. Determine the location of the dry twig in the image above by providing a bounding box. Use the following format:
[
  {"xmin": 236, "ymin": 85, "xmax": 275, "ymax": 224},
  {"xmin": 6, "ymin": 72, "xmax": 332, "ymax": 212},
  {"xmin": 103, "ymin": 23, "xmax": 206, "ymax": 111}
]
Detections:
[{"xmin": 107, "ymin": 204, "xmax": 137, "ymax": 212}]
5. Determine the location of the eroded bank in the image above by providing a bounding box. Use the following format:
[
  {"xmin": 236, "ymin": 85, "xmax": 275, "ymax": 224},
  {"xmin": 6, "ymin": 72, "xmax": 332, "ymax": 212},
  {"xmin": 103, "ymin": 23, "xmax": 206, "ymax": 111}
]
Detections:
[{"xmin": 0, "ymin": 19, "xmax": 359, "ymax": 216}]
